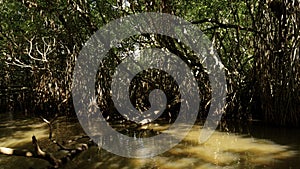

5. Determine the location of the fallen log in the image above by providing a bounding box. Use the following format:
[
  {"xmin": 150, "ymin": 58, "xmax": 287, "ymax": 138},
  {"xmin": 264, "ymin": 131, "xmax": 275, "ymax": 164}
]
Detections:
[
  {"xmin": 0, "ymin": 147, "xmax": 33, "ymax": 157},
  {"xmin": 0, "ymin": 116, "xmax": 96, "ymax": 168},
  {"xmin": 0, "ymin": 136, "xmax": 59, "ymax": 168},
  {"xmin": 32, "ymin": 135, "xmax": 60, "ymax": 168}
]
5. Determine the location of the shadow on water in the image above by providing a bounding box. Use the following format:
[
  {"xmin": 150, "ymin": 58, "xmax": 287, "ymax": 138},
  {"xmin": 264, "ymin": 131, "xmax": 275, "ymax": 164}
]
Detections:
[
  {"xmin": 0, "ymin": 113, "xmax": 299, "ymax": 169},
  {"xmin": 0, "ymin": 113, "xmax": 51, "ymax": 169}
]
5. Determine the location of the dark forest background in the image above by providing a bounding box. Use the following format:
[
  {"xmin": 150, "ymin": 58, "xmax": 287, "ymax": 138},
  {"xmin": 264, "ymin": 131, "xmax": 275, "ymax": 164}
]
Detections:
[{"xmin": 0, "ymin": 0, "xmax": 299, "ymax": 126}]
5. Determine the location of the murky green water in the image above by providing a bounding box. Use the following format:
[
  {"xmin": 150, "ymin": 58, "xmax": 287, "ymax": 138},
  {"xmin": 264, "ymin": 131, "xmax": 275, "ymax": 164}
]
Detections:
[{"xmin": 0, "ymin": 113, "xmax": 299, "ymax": 169}]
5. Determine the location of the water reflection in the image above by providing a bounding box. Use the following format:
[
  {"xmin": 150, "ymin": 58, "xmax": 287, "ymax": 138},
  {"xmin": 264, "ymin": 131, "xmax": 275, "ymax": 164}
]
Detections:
[
  {"xmin": 0, "ymin": 116, "xmax": 298, "ymax": 169},
  {"xmin": 128, "ymin": 125, "xmax": 297, "ymax": 169}
]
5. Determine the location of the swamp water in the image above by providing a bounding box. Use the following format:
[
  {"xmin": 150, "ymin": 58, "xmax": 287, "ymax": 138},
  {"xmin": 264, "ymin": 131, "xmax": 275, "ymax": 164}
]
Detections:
[{"xmin": 0, "ymin": 114, "xmax": 299, "ymax": 169}]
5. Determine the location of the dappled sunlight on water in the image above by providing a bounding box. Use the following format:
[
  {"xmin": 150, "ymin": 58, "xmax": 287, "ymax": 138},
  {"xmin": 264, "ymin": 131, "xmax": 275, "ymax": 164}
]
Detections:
[
  {"xmin": 127, "ymin": 125, "xmax": 297, "ymax": 169},
  {"xmin": 0, "ymin": 117, "xmax": 52, "ymax": 169},
  {"xmin": 0, "ymin": 118, "xmax": 49, "ymax": 148},
  {"xmin": 0, "ymin": 116, "xmax": 298, "ymax": 169}
]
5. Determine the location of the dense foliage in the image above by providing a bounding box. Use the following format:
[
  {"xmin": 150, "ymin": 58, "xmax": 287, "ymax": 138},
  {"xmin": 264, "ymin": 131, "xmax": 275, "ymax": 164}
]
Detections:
[{"xmin": 0, "ymin": 0, "xmax": 299, "ymax": 126}]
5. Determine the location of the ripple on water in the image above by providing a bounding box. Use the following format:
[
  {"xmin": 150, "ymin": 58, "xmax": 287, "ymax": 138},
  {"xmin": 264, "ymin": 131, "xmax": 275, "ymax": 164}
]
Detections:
[{"xmin": 0, "ymin": 118, "xmax": 298, "ymax": 169}]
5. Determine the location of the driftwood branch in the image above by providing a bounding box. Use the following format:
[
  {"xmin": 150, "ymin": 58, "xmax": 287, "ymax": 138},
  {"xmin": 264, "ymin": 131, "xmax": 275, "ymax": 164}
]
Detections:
[
  {"xmin": 40, "ymin": 114, "xmax": 58, "ymax": 140},
  {"xmin": 0, "ymin": 136, "xmax": 59, "ymax": 168},
  {"xmin": 39, "ymin": 114, "xmax": 68, "ymax": 151},
  {"xmin": 0, "ymin": 147, "xmax": 33, "ymax": 157},
  {"xmin": 0, "ymin": 116, "xmax": 95, "ymax": 168},
  {"xmin": 32, "ymin": 135, "xmax": 60, "ymax": 168}
]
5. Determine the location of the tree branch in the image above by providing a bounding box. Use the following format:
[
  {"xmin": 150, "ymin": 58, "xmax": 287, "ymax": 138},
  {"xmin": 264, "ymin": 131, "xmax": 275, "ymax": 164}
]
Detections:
[
  {"xmin": 0, "ymin": 116, "xmax": 95, "ymax": 168},
  {"xmin": 32, "ymin": 136, "xmax": 60, "ymax": 168},
  {"xmin": 191, "ymin": 18, "xmax": 259, "ymax": 33}
]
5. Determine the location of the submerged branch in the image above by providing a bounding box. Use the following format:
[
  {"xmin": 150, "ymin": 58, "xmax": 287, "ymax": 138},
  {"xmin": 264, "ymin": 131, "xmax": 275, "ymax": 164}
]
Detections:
[
  {"xmin": 32, "ymin": 135, "xmax": 60, "ymax": 168},
  {"xmin": 0, "ymin": 116, "xmax": 95, "ymax": 168}
]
